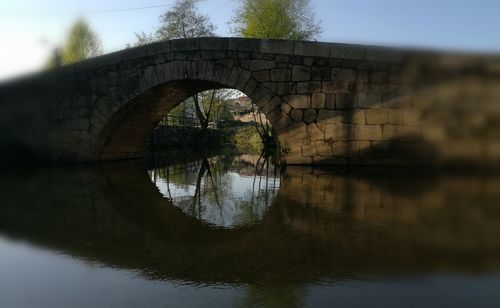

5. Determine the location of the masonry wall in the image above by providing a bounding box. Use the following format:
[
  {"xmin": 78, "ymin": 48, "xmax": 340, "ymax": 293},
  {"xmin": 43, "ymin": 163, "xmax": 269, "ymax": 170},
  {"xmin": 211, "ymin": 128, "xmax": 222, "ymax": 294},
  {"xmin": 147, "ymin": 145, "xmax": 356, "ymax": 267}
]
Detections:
[{"xmin": 0, "ymin": 37, "xmax": 499, "ymax": 166}]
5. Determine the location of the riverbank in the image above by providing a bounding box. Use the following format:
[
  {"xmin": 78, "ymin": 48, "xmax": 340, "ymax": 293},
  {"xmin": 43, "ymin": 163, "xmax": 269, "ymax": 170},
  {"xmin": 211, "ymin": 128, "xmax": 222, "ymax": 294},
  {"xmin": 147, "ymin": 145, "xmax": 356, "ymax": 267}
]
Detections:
[{"xmin": 148, "ymin": 125, "xmax": 263, "ymax": 154}]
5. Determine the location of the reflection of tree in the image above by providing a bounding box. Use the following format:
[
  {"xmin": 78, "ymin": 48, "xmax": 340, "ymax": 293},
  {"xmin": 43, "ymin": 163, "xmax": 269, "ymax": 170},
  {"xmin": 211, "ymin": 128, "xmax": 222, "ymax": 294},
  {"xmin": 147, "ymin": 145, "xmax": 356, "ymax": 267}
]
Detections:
[
  {"xmin": 191, "ymin": 158, "xmax": 224, "ymax": 220},
  {"xmin": 254, "ymin": 150, "xmax": 280, "ymax": 207},
  {"xmin": 150, "ymin": 152, "xmax": 281, "ymax": 227}
]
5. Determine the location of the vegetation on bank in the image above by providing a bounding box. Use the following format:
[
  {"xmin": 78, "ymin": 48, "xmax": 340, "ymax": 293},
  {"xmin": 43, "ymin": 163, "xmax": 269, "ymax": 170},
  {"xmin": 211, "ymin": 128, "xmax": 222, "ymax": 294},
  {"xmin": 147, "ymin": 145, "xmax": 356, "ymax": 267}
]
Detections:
[{"xmin": 149, "ymin": 125, "xmax": 265, "ymax": 155}]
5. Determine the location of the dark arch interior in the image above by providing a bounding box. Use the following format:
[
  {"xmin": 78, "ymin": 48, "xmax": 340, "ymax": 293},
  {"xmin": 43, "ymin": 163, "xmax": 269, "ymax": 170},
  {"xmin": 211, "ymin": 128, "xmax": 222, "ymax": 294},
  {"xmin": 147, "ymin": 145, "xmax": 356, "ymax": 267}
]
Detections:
[{"xmin": 96, "ymin": 80, "xmax": 234, "ymax": 161}]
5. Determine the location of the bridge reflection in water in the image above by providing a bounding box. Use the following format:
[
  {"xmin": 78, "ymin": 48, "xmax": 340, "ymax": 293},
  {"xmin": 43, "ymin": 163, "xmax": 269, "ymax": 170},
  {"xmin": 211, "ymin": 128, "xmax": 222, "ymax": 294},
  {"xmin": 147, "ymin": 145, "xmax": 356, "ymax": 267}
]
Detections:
[{"xmin": 1, "ymin": 155, "xmax": 500, "ymax": 307}]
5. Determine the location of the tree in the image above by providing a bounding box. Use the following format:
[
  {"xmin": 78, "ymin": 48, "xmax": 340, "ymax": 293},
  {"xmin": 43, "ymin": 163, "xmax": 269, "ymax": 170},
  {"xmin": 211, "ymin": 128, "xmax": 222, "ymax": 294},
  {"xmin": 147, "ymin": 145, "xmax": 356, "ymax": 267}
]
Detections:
[
  {"xmin": 45, "ymin": 47, "xmax": 63, "ymax": 69},
  {"xmin": 131, "ymin": 0, "xmax": 222, "ymax": 131},
  {"xmin": 61, "ymin": 19, "xmax": 103, "ymax": 64},
  {"xmin": 230, "ymin": 0, "xmax": 321, "ymax": 40},
  {"xmin": 131, "ymin": 0, "xmax": 215, "ymax": 46}
]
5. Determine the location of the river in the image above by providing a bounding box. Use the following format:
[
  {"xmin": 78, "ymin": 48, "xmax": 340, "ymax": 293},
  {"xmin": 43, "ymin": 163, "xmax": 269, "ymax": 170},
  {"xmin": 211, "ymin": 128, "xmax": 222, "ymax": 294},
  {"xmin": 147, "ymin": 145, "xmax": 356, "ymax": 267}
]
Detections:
[{"xmin": 1, "ymin": 150, "xmax": 500, "ymax": 308}]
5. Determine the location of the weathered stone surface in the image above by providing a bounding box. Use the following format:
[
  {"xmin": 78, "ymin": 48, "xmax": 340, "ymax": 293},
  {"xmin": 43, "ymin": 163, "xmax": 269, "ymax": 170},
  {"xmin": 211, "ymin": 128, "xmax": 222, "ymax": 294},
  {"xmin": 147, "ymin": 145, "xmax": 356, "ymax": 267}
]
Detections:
[
  {"xmin": 335, "ymin": 93, "xmax": 356, "ymax": 109},
  {"xmin": 1, "ymin": 37, "xmax": 498, "ymax": 168},
  {"xmin": 325, "ymin": 94, "xmax": 335, "ymax": 109},
  {"xmin": 303, "ymin": 109, "xmax": 317, "ymax": 124},
  {"xmin": 294, "ymin": 41, "xmax": 330, "ymax": 57},
  {"xmin": 330, "ymin": 43, "xmax": 366, "ymax": 60},
  {"xmin": 311, "ymin": 93, "xmax": 326, "ymax": 109},
  {"xmin": 285, "ymin": 95, "xmax": 311, "ymax": 109},
  {"xmin": 354, "ymin": 125, "xmax": 383, "ymax": 141},
  {"xmin": 331, "ymin": 68, "xmax": 357, "ymax": 82},
  {"xmin": 270, "ymin": 69, "xmax": 291, "ymax": 81},
  {"xmin": 365, "ymin": 109, "xmax": 388, "ymax": 124},
  {"xmin": 317, "ymin": 110, "xmax": 339, "ymax": 124},
  {"xmin": 281, "ymin": 103, "xmax": 292, "ymax": 114},
  {"xmin": 277, "ymin": 82, "xmax": 295, "ymax": 95},
  {"xmin": 325, "ymin": 124, "xmax": 353, "ymax": 141},
  {"xmin": 260, "ymin": 40, "xmax": 294, "ymax": 55},
  {"xmin": 358, "ymin": 93, "xmax": 382, "ymax": 108},
  {"xmin": 297, "ymin": 81, "xmax": 321, "ymax": 94},
  {"xmin": 292, "ymin": 66, "xmax": 311, "ymax": 81},
  {"xmin": 251, "ymin": 60, "xmax": 275, "ymax": 71},
  {"xmin": 290, "ymin": 109, "xmax": 303, "ymax": 122}
]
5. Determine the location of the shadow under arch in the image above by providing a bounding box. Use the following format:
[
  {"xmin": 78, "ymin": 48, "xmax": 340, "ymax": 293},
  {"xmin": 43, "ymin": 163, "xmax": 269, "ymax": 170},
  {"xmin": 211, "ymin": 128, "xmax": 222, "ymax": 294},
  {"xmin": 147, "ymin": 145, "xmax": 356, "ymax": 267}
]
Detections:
[{"xmin": 94, "ymin": 76, "xmax": 282, "ymax": 161}]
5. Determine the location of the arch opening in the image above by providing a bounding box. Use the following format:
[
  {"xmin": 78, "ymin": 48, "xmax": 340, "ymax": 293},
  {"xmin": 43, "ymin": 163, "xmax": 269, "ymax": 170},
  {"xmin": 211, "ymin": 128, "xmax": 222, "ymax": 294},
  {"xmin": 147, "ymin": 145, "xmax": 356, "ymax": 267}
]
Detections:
[{"xmin": 95, "ymin": 79, "xmax": 281, "ymax": 161}]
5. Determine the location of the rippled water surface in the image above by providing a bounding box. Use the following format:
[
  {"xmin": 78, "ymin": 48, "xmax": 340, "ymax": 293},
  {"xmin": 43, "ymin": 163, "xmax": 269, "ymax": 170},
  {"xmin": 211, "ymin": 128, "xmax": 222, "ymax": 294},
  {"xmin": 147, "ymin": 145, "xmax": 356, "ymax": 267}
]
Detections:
[{"xmin": 1, "ymin": 151, "xmax": 500, "ymax": 308}]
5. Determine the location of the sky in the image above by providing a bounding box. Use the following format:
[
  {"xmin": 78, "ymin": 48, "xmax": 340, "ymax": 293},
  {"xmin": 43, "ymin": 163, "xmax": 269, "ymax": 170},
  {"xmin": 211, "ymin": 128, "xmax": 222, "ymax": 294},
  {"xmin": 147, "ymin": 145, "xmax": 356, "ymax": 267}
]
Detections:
[{"xmin": 1, "ymin": 0, "xmax": 500, "ymax": 80}]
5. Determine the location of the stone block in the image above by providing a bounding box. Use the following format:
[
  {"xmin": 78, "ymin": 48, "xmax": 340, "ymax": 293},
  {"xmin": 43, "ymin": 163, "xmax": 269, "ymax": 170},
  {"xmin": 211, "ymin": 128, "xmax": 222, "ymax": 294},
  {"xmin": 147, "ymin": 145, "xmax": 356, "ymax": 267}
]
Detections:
[
  {"xmin": 285, "ymin": 95, "xmax": 311, "ymax": 109},
  {"xmin": 270, "ymin": 69, "xmax": 291, "ymax": 81},
  {"xmin": 277, "ymin": 82, "xmax": 295, "ymax": 95},
  {"xmin": 335, "ymin": 93, "xmax": 356, "ymax": 109},
  {"xmin": 294, "ymin": 41, "xmax": 330, "ymax": 57},
  {"xmin": 322, "ymin": 81, "xmax": 344, "ymax": 93},
  {"xmin": 331, "ymin": 141, "xmax": 352, "ymax": 156},
  {"xmin": 307, "ymin": 123, "xmax": 324, "ymax": 141},
  {"xmin": 317, "ymin": 110, "xmax": 340, "ymax": 124},
  {"xmin": 382, "ymin": 125, "xmax": 422, "ymax": 140},
  {"xmin": 402, "ymin": 109, "xmax": 421, "ymax": 125},
  {"xmin": 228, "ymin": 38, "xmax": 260, "ymax": 51},
  {"xmin": 311, "ymin": 93, "xmax": 326, "ymax": 108},
  {"xmin": 354, "ymin": 124, "xmax": 383, "ymax": 141},
  {"xmin": 316, "ymin": 141, "xmax": 333, "ymax": 157},
  {"xmin": 250, "ymin": 60, "xmax": 275, "ymax": 71},
  {"xmin": 297, "ymin": 81, "xmax": 321, "ymax": 94},
  {"xmin": 303, "ymin": 109, "xmax": 317, "ymax": 124},
  {"xmin": 285, "ymin": 154, "xmax": 313, "ymax": 165},
  {"xmin": 325, "ymin": 123, "xmax": 353, "ymax": 141},
  {"xmin": 331, "ymin": 68, "xmax": 357, "ymax": 82},
  {"xmin": 272, "ymin": 115, "xmax": 292, "ymax": 131},
  {"xmin": 260, "ymin": 96, "xmax": 281, "ymax": 114},
  {"xmin": 365, "ymin": 109, "xmax": 388, "ymax": 124},
  {"xmin": 357, "ymin": 93, "xmax": 381, "ymax": 108},
  {"xmin": 330, "ymin": 43, "xmax": 366, "ymax": 60},
  {"xmin": 290, "ymin": 109, "xmax": 303, "ymax": 122},
  {"xmin": 302, "ymin": 145, "xmax": 317, "ymax": 156},
  {"xmin": 98, "ymin": 51, "xmax": 123, "ymax": 67},
  {"xmin": 122, "ymin": 46, "xmax": 148, "ymax": 61},
  {"xmin": 170, "ymin": 38, "xmax": 200, "ymax": 51},
  {"xmin": 311, "ymin": 67, "xmax": 330, "ymax": 80},
  {"xmin": 325, "ymin": 94, "xmax": 335, "ymax": 109},
  {"xmin": 365, "ymin": 46, "xmax": 404, "ymax": 63},
  {"xmin": 387, "ymin": 109, "xmax": 403, "ymax": 124},
  {"xmin": 292, "ymin": 66, "xmax": 311, "ymax": 81},
  {"xmin": 252, "ymin": 70, "xmax": 269, "ymax": 81},
  {"xmin": 200, "ymin": 37, "xmax": 227, "ymax": 50},
  {"xmin": 281, "ymin": 103, "xmax": 292, "ymax": 114},
  {"xmin": 341, "ymin": 110, "xmax": 366, "ymax": 124},
  {"xmin": 260, "ymin": 39, "xmax": 294, "ymax": 54}
]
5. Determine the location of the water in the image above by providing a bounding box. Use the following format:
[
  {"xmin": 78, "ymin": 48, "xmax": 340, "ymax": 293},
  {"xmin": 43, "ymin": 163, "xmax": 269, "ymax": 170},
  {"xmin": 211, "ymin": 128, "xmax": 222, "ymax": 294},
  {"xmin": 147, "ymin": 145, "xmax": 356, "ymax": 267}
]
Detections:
[{"xmin": 1, "ymin": 151, "xmax": 500, "ymax": 308}]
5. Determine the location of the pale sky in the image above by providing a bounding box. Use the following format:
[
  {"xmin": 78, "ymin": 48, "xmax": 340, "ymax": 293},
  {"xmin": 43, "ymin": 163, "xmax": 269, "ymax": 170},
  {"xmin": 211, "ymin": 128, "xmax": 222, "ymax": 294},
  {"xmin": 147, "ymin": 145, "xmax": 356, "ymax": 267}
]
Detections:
[{"xmin": 1, "ymin": 0, "xmax": 499, "ymax": 81}]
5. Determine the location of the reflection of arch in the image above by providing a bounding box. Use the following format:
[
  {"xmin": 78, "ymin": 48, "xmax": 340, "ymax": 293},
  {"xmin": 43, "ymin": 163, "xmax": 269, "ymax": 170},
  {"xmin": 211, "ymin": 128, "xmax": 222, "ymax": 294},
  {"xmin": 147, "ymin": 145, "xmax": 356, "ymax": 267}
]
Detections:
[{"xmin": 2, "ymin": 163, "xmax": 500, "ymax": 284}]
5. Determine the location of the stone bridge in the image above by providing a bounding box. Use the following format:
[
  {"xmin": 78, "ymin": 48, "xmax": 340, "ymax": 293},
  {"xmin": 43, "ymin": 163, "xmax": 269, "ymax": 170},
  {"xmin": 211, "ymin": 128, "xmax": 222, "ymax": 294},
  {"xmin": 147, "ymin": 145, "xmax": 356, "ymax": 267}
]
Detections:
[{"xmin": 0, "ymin": 37, "xmax": 499, "ymax": 165}]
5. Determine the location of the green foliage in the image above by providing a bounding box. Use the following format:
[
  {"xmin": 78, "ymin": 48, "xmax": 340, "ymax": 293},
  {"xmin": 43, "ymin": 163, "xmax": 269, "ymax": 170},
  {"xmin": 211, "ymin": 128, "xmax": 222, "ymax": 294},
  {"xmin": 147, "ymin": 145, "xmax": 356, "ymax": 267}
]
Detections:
[
  {"xmin": 233, "ymin": 126, "xmax": 263, "ymax": 154},
  {"xmin": 44, "ymin": 48, "xmax": 63, "ymax": 69},
  {"xmin": 61, "ymin": 19, "xmax": 103, "ymax": 64},
  {"xmin": 230, "ymin": 0, "xmax": 321, "ymax": 40},
  {"xmin": 131, "ymin": 0, "xmax": 215, "ymax": 47}
]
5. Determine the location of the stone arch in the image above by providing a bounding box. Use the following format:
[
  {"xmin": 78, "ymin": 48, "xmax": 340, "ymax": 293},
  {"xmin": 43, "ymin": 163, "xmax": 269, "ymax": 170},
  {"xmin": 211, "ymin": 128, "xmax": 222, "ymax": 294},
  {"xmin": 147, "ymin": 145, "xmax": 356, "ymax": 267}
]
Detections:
[{"xmin": 89, "ymin": 60, "xmax": 285, "ymax": 161}]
